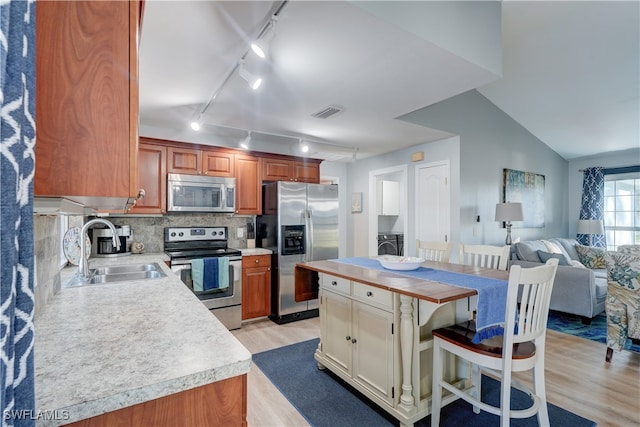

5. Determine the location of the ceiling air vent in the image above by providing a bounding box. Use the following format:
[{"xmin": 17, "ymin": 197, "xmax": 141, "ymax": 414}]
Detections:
[{"xmin": 311, "ymin": 105, "xmax": 344, "ymax": 119}]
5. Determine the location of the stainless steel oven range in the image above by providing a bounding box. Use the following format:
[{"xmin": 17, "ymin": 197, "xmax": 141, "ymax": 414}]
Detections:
[{"xmin": 164, "ymin": 226, "xmax": 242, "ymax": 330}]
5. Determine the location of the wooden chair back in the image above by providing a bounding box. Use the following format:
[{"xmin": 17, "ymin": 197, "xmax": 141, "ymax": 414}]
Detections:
[
  {"xmin": 415, "ymin": 239, "xmax": 452, "ymax": 262},
  {"xmin": 459, "ymin": 244, "xmax": 510, "ymax": 271}
]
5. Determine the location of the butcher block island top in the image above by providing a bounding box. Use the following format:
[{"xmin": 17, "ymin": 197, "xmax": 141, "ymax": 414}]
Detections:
[
  {"xmin": 296, "ymin": 258, "xmax": 508, "ymax": 303},
  {"xmin": 35, "ymin": 253, "xmax": 251, "ymax": 427}
]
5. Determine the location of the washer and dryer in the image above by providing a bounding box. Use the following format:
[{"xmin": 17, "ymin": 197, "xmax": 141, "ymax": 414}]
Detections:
[{"xmin": 377, "ymin": 233, "xmax": 404, "ymax": 256}]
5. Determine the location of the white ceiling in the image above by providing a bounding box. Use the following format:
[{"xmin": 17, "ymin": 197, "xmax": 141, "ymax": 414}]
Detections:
[{"xmin": 138, "ymin": 1, "xmax": 639, "ymax": 162}]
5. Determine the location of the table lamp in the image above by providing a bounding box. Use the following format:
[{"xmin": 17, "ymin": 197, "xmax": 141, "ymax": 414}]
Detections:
[
  {"xmin": 495, "ymin": 202, "xmax": 524, "ymax": 245},
  {"xmin": 577, "ymin": 219, "xmax": 604, "ymax": 246}
]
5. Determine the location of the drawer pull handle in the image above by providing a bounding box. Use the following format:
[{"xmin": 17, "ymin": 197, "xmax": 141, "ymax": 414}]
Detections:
[
  {"xmin": 346, "ymin": 336, "xmax": 351, "ymax": 341},
  {"xmin": 332, "ymin": 281, "xmax": 337, "ymax": 286},
  {"xmin": 366, "ymin": 291, "xmax": 373, "ymax": 297}
]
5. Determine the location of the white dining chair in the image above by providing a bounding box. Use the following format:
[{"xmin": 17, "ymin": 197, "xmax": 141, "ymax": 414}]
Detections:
[
  {"xmin": 416, "ymin": 239, "xmax": 452, "ymax": 263},
  {"xmin": 459, "ymin": 243, "xmax": 510, "ymax": 271},
  {"xmin": 431, "ymin": 258, "xmax": 559, "ymax": 427}
]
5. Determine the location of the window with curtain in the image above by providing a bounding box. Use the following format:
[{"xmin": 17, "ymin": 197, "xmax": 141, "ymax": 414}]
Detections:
[{"xmin": 604, "ymin": 170, "xmax": 640, "ymax": 250}]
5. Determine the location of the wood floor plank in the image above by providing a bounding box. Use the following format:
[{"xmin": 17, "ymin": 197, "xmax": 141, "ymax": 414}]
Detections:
[{"xmin": 233, "ymin": 317, "xmax": 640, "ymax": 427}]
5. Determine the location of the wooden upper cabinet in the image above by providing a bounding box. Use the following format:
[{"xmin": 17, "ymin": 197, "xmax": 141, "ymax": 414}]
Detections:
[
  {"xmin": 130, "ymin": 141, "xmax": 166, "ymax": 214},
  {"xmin": 167, "ymin": 147, "xmax": 202, "ymax": 175},
  {"xmin": 262, "ymin": 157, "xmax": 321, "ymax": 183},
  {"xmin": 34, "ymin": 1, "xmax": 141, "ymax": 210},
  {"xmin": 203, "ymin": 150, "xmax": 235, "ymax": 177},
  {"xmin": 262, "ymin": 158, "xmax": 294, "ymax": 181},
  {"xmin": 168, "ymin": 147, "xmax": 235, "ymax": 177},
  {"xmin": 235, "ymin": 154, "xmax": 261, "ymax": 215},
  {"xmin": 293, "ymin": 161, "xmax": 320, "ymax": 183}
]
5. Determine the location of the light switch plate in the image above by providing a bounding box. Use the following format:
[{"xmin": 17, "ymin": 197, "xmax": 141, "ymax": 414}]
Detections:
[{"xmin": 237, "ymin": 227, "xmax": 244, "ymax": 238}]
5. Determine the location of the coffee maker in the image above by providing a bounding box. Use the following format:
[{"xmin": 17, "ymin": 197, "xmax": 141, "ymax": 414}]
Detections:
[{"xmin": 90, "ymin": 225, "xmax": 132, "ymax": 257}]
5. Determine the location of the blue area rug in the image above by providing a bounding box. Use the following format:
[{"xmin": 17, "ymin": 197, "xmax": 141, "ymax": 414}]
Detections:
[
  {"xmin": 547, "ymin": 310, "xmax": 640, "ymax": 353},
  {"xmin": 252, "ymin": 338, "xmax": 596, "ymax": 427}
]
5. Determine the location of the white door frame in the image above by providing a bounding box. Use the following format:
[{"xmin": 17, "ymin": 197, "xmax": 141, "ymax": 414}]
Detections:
[{"xmin": 368, "ymin": 165, "xmax": 408, "ymax": 256}]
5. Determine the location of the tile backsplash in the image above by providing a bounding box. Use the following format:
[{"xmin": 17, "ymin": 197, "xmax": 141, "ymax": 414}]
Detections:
[{"xmin": 104, "ymin": 213, "xmax": 254, "ymax": 254}]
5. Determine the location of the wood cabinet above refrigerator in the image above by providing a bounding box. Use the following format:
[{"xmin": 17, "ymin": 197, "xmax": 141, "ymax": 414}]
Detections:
[{"xmin": 34, "ymin": 1, "xmax": 142, "ymax": 211}]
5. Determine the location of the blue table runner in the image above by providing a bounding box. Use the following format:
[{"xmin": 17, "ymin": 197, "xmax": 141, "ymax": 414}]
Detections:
[{"xmin": 332, "ymin": 257, "xmax": 508, "ymax": 343}]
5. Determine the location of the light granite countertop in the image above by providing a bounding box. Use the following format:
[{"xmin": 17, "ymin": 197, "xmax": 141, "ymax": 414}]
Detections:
[{"xmin": 34, "ymin": 253, "xmax": 252, "ymax": 426}]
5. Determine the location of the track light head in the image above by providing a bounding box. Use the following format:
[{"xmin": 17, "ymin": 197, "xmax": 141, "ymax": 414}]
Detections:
[
  {"xmin": 299, "ymin": 139, "xmax": 309, "ymax": 153},
  {"xmin": 239, "ymin": 62, "xmax": 263, "ymax": 90},
  {"xmin": 251, "ymin": 16, "xmax": 277, "ymax": 59},
  {"xmin": 240, "ymin": 132, "xmax": 251, "ymax": 150}
]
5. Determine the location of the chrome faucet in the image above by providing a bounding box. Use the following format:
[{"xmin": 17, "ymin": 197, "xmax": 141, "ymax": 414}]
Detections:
[{"xmin": 79, "ymin": 218, "xmax": 121, "ymax": 278}]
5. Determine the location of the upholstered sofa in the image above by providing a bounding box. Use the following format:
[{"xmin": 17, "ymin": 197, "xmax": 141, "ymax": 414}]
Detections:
[{"xmin": 510, "ymin": 238, "xmax": 607, "ymax": 323}]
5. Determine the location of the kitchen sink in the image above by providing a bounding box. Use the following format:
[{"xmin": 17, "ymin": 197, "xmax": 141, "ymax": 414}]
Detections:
[
  {"xmin": 64, "ymin": 263, "xmax": 167, "ymax": 287},
  {"xmin": 86, "ymin": 270, "xmax": 167, "ymax": 284},
  {"xmin": 91, "ymin": 263, "xmax": 163, "ymax": 275}
]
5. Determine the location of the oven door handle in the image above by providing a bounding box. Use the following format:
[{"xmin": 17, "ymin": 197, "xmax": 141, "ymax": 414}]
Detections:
[{"xmin": 171, "ymin": 263, "xmax": 192, "ymax": 273}]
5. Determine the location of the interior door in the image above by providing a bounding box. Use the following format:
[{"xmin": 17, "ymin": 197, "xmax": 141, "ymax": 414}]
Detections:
[{"xmin": 416, "ymin": 161, "xmax": 450, "ymax": 244}]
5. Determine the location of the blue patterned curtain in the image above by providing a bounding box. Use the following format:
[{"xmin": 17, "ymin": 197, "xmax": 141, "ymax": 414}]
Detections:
[
  {"xmin": 1, "ymin": 1, "xmax": 36, "ymax": 426},
  {"xmin": 577, "ymin": 167, "xmax": 606, "ymax": 247}
]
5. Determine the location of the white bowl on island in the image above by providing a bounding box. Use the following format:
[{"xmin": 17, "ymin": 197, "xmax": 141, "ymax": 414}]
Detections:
[{"xmin": 378, "ymin": 255, "xmax": 425, "ymax": 271}]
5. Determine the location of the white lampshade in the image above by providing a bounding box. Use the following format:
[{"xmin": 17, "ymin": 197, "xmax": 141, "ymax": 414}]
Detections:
[
  {"xmin": 495, "ymin": 202, "xmax": 524, "ymax": 222},
  {"xmin": 577, "ymin": 219, "xmax": 604, "ymax": 235}
]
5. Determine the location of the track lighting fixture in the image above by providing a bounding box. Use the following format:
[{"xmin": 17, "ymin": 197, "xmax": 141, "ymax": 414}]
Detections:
[
  {"xmin": 251, "ymin": 16, "xmax": 277, "ymax": 59},
  {"xmin": 240, "ymin": 131, "xmax": 251, "ymax": 150},
  {"xmin": 299, "ymin": 139, "xmax": 309, "ymax": 153},
  {"xmin": 188, "ymin": 2, "xmax": 289, "ymax": 130},
  {"xmin": 239, "ymin": 61, "xmax": 262, "ymax": 90}
]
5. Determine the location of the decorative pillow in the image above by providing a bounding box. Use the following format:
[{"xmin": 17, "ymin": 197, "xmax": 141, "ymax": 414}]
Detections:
[
  {"xmin": 514, "ymin": 241, "xmax": 547, "ymax": 262},
  {"xmin": 569, "ymin": 260, "xmax": 587, "ymax": 268},
  {"xmin": 541, "ymin": 239, "xmax": 572, "ymax": 264},
  {"xmin": 537, "ymin": 250, "xmax": 569, "ymax": 266},
  {"xmin": 575, "ymin": 244, "xmax": 607, "ymax": 269}
]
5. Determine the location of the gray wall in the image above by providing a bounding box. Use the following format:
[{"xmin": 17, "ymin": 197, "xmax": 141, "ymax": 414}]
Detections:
[{"xmin": 399, "ymin": 89, "xmax": 569, "ymax": 246}]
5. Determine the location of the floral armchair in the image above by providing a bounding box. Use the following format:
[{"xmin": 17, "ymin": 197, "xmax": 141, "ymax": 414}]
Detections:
[{"xmin": 604, "ymin": 250, "xmax": 640, "ymax": 362}]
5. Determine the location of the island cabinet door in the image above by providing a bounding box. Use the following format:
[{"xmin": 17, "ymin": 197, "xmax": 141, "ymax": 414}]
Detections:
[
  {"xmin": 320, "ymin": 289, "xmax": 352, "ymax": 376},
  {"xmin": 352, "ymin": 300, "xmax": 395, "ymax": 405}
]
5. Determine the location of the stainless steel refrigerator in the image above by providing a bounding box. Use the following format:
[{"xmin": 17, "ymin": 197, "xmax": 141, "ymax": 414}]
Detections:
[{"xmin": 256, "ymin": 181, "xmax": 339, "ymax": 323}]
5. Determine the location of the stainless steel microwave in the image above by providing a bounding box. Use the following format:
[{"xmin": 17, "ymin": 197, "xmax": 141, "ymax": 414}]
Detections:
[{"xmin": 167, "ymin": 173, "xmax": 235, "ymax": 213}]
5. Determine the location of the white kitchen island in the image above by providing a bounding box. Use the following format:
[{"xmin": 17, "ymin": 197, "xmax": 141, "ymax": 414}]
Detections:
[
  {"xmin": 35, "ymin": 253, "xmax": 251, "ymax": 427},
  {"xmin": 295, "ymin": 258, "xmax": 508, "ymax": 427}
]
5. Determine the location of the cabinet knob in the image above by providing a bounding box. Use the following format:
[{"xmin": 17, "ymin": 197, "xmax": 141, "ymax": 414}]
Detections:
[
  {"xmin": 255, "ymin": 259, "xmax": 260, "ymax": 263},
  {"xmin": 331, "ymin": 281, "xmax": 337, "ymax": 286},
  {"xmin": 366, "ymin": 291, "xmax": 373, "ymax": 297},
  {"xmin": 137, "ymin": 189, "xmax": 145, "ymax": 200},
  {"xmin": 346, "ymin": 336, "xmax": 351, "ymax": 341},
  {"xmin": 351, "ymin": 338, "xmax": 357, "ymax": 344}
]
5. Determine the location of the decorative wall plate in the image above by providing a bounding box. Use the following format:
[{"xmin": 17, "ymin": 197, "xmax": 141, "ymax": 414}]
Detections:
[{"xmin": 63, "ymin": 227, "xmax": 91, "ymax": 265}]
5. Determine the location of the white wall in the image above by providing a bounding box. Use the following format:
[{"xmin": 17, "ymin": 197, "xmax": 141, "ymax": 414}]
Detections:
[
  {"xmin": 567, "ymin": 148, "xmax": 640, "ymax": 237},
  {"xmin": 346, "ymin": 136, "xmax": 460, "ymax": 257}
]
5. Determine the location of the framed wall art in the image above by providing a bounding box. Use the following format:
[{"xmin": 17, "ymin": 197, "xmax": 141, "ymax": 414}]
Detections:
[
  {"xmin": 351, "ymin": 192, "xmax": 363, "ymax": 213},
  {"xmin": 502, "ymin": 168, "xmax": 545, "ymax": 228}
]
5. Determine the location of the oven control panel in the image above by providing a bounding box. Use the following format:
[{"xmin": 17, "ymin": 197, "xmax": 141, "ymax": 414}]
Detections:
[{"xmin": 164, "ymin": 227, "xmax": 228, "ymax": 242}]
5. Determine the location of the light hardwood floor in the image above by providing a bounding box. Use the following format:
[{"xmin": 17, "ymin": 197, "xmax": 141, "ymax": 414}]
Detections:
[{"xmin": 233, "ymin": 317, "xmax": 640, "ymax": 427}]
